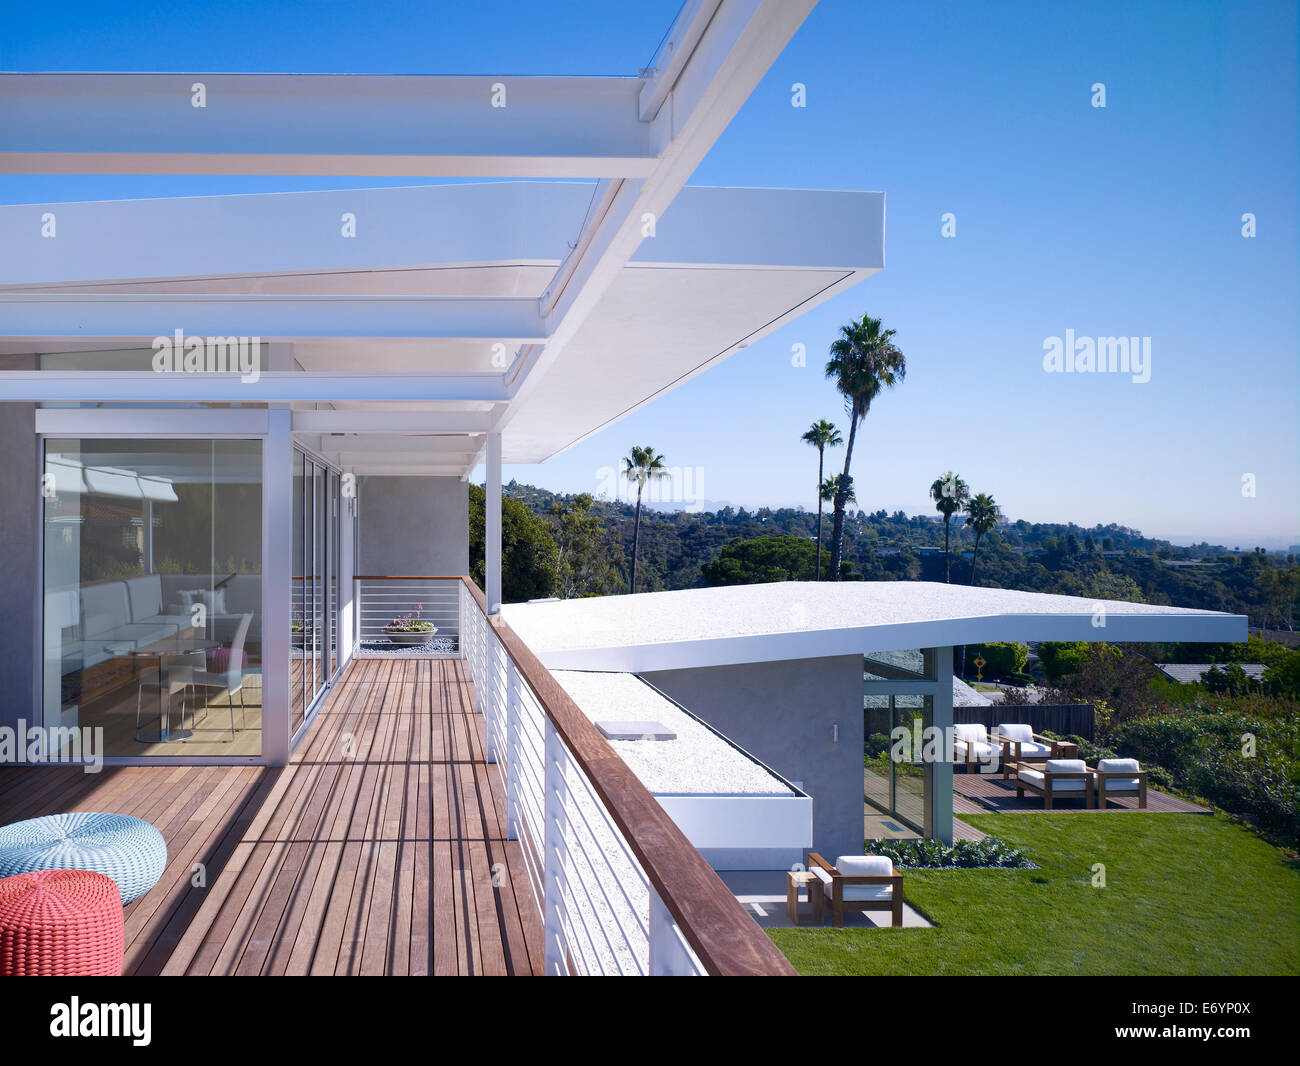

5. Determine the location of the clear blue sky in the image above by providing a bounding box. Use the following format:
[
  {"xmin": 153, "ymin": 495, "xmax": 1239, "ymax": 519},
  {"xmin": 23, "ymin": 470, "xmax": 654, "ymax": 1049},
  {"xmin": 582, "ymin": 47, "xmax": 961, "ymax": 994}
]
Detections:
[{"xmin": 2, "ymin": 0, "xmax": 1296, "ymax": 547}]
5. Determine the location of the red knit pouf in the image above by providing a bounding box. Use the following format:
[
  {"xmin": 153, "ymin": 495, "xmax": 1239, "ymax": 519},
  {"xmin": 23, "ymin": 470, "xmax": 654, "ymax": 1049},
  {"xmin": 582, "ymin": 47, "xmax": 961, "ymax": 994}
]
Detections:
[{"xmin": 0, "ymin": 869, "xmax": 124, "ymax": 976}]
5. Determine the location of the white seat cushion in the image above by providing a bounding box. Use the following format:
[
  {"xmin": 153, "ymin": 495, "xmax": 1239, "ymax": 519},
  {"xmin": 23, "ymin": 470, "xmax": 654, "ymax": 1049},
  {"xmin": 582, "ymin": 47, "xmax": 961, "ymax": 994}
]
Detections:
[
  {"xmin": 842, "ymin": 884, "xmax": 894, "ymax": 901},
  {"xmin": 1095, "ymin": 759, "xmax": 1142, "ymax": 790},
  {"xmin": 1019, "ymin": 768, "xmax": 1087, "ymax": 791},
  {"xmin": 953, "ymin": 723, "xmax": 988, "ymax": 745},
  {"xmin": 1045, "ymin": 758, "xmax": 1087, "ymax": 774},
  {"xmin": 1013, "ymin": 741, "xmax": 1052, "ymax": 756},
  {"xmin": 816, "ymin": 856, "xmax": 895, "ymax": 902},
  {"xmin": 997, "ymin": 723, "xmax": 1035, "ymax": 744},
  {"xmin": 955, "ymin": 739, "xmax": 998, "ymax": 759}
]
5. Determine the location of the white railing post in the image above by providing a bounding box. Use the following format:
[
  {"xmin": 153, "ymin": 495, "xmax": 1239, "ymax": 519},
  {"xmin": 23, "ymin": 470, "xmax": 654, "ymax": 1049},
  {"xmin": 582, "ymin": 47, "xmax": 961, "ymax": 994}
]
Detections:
[
  {"xmin": 504, "ymin": 657, "xmax": 520, "ymax": 838},
  {"xmin": 543, "ymin": 718, "xmax": 566, "ymax": 974},
  {"xmin": 649, "ymin": 889, "xmax": 704, "ymax": 976}
]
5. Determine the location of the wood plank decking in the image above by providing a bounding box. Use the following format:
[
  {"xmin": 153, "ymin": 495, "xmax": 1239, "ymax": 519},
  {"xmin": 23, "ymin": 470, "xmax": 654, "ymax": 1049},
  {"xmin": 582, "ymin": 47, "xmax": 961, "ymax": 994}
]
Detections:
[
  {"xmin": 952, "ymin": 771, "xmax": 1210, "ymax": 814},
  {"xmin": 0, "ymin": 658, "xmax": 543, "ymax": 975}
]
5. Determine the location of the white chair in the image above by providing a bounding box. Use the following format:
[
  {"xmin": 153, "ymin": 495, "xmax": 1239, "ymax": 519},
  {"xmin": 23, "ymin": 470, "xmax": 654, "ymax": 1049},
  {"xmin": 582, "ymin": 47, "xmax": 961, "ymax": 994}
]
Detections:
[
  {"xmin": 1015, "ymin": 758, "xmax": 1093, "ymax": 809},
  {"xmin": 953, "ymin": 723, "xmax": 999, "ymax": 772},
  {"xmin": 187, "ymin": 613, "xmax": 253, "ymax": 738},
  {"xmin": 1091, "ymin": 757, "xmax": 1148, "ymax": 807},
  {"xmin": 808, "ymin": 853, "xmax": 903, "ymax": 927},
  {"xmin": 993, "ymin": 722, "xmax": 1055, "ymax": 779},
  {"xmin": 135, "ymin": 653, "xmax": 200, "ymax": 738}
]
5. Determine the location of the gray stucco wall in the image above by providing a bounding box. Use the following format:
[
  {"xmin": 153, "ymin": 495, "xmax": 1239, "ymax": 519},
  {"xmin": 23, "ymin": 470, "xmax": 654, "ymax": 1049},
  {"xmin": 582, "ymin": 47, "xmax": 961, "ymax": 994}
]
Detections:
[
  {"xmin": 0, "ymin": 391, "xmax": 38, "ymax": 734},
  {"xmin": 357, "ymin": 475, "xmax": 468, "ymax": 576},
  {"xmin": 641, "ymin": 653, "xmax": 865, "ymax": 864}
]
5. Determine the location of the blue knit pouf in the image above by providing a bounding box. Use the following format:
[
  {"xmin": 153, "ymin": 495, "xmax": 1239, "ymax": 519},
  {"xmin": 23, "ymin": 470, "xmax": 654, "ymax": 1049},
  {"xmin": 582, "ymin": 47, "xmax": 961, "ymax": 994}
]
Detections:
[{"xmin": 0, "ymin": 813, "xmax": 167, "ymax": 905}]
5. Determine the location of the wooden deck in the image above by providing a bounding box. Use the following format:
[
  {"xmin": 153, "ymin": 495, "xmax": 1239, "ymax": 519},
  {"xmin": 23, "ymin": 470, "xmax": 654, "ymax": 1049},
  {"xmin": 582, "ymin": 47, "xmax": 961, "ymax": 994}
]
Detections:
[
  {"xmin": 0, "ymin": 658, "xmax": 543, "ymax": 975},
  {"xmin": 952, "ymin": 771, "xmax": 1210, "ymax": 814}
]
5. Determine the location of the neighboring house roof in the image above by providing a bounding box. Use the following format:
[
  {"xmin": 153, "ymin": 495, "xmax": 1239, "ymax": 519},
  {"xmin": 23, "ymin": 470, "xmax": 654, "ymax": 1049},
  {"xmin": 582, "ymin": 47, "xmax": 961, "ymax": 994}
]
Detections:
[
  {"xmin": 952, "ymin": 677, "xmax": 994, "ymax": 707},
  {"xmin": 1156, "ymin": 663, "xmax": 1267, "ymax": 684},
  {"xmin": 502, "ymin": 581, "xmax": 1247, "ymax": 672}
]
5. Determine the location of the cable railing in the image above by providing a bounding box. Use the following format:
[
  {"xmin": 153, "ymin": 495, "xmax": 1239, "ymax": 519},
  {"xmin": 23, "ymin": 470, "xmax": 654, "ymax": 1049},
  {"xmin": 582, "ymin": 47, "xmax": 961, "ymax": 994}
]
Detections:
[
  {"xmin": 456, "ymin": 577, "xmax": 796, "ymax": 977},
  {"xmin": 354, "ymin": 575, "xmax": 461, "ymax": 655}
]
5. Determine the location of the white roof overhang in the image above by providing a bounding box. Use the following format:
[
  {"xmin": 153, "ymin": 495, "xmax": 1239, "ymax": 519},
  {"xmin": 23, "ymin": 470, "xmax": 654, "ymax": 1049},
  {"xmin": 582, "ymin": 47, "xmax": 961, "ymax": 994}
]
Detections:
[
  {"xmin": 0, "ymin": 0, "xmax": 870, "ymax": 476},
  {"xmin": 499, "ymin": 582, "xmax": 1250, "ymax": 672}
]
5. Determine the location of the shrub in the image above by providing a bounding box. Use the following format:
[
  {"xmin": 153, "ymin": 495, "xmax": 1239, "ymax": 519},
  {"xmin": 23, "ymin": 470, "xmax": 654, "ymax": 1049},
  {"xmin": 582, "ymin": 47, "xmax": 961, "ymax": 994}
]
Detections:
[
  {"xmin": 1114, "ymin": 710, "xmax": 1300, "ymax": 848},
  {"xmin": 864, "ymin": 835, "xmax": 1033, "ymax": 869}
]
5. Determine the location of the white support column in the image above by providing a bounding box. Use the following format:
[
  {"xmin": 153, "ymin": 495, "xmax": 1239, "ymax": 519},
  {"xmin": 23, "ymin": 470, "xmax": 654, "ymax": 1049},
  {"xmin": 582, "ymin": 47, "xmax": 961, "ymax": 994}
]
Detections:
[
  {"xmin": 928, "ymin": 646, "xmax": 955, "ymax": 845},
  {"xmin": 485, "ymin": 431, "xmax": 502, "ymax": 615},
  {"xmin": 261, "ymin": 407, "xmax": 293, "ymax": 766}
]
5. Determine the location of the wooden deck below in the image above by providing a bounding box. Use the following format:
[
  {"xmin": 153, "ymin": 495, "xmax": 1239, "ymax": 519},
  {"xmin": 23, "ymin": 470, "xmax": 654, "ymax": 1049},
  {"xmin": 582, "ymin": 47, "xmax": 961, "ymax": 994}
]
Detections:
[
  {"xmin": 952, "ymin": 771, "xmax": 1210, "ymax": 814},
  {"xmin": 0, "ymin": 658, "xmax": 543, "ymax": 975}
]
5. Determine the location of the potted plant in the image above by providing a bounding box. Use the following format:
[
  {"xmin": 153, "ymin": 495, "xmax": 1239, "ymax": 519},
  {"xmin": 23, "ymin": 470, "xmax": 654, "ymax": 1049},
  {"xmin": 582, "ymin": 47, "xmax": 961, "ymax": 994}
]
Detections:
[{"xmin": 383, "ymin": 603, "xmax": 437, "ymax": 646}]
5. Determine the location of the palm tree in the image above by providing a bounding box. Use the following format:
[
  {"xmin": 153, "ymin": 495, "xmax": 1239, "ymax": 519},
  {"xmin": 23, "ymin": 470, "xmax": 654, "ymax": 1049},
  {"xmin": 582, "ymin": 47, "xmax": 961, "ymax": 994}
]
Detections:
[
  {"xmin": 965, "ymin": 493, "xmax": 1000, "ymax": 585},
  {"xmin": 622, "ymin": 445, "xmax": 668, "ymax": 594},
  {"xmin": 801, "ymin": 419, "xmax": 841, "ymax": 580},
  {"xmin": 929, "ymin": 471, "xmax": 970, "ymax": 582},
  {"xmin": 824, "ymin": 315, "xmax": 906, "ymax": 579}
]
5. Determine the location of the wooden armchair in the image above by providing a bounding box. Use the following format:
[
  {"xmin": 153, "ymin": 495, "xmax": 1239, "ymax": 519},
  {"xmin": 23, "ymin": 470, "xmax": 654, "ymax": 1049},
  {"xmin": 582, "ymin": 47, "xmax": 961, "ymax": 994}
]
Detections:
[
  {"xmin": 808, "ymin": 852, "xmax": 903, "ymax": 928},
  {"xmin": 1014, "ymin": 758, "xmax": 1093, "ymax": 809},
  {"xmin": 993, "ymin": 723, "xmax": 1074, "ymax": 780},
  {"xmin": 1090, "ymin": 758, "xmax": 1148, "ymax": 808}
]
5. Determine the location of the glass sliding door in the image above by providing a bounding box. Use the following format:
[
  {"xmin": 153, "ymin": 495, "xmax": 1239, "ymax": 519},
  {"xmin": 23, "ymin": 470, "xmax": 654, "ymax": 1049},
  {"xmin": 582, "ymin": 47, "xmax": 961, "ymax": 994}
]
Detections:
[
  {"xmin": 42, "ymin": 438, "xmax": 263, "ymax": 757},
  {"xmin": 328, "ymin": 470, "xmax": 340, "ymax": 680},
  {"xmin": 289, "ymin": 448, "xmax": 342, "ymax": 736},
  {"xmin": 292, "ymin": 451, "xmax": 307, "ymax": 732}
]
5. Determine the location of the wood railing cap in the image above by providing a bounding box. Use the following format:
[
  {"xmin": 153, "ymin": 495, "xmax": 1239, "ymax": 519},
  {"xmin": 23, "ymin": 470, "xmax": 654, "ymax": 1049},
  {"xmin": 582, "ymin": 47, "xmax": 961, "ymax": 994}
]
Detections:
[{"xmin": 456, "ymin": 574, "xmax": 795, "ymax": 977}]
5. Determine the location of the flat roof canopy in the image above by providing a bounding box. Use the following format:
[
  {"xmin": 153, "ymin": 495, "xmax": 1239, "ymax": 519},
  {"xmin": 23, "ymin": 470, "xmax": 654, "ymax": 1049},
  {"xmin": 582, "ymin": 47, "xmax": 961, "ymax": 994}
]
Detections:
[
  {"xmin": 0, "ymin": 180, "xmax": 883, "ymax": 470},
  {"xmin": 501, "ymin": 582, "xmax": 1249, "ymax": 672}
]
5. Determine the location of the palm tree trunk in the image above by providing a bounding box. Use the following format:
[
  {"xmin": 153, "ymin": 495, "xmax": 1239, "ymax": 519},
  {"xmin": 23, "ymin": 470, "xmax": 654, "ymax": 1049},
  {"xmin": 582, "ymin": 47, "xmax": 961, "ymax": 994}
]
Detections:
[
  {"xmin": 630, "ymin": 489, "xmax": 643, "ymax": 594},
  {"xmin": 943, "ymin": 517, "xmax": 951, "ymax": 582},
  {"xmin": 970, "ymin": 534, "xmax": 982, "ymax": 585},
  {"xmin": 815, "ymin": 447, "xmax": 825, "ymax": 580},
  {"xmin": 829, "ymin": 416, "xmax": 859, "ymax": 580}
]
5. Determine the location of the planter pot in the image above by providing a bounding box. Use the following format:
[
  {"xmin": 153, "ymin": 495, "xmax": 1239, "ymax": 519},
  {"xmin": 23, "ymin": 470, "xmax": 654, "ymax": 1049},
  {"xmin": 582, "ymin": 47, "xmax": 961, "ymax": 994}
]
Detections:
[{"xmin": 383, "ymin": 628, "xmax": 437, "ymax": 646}]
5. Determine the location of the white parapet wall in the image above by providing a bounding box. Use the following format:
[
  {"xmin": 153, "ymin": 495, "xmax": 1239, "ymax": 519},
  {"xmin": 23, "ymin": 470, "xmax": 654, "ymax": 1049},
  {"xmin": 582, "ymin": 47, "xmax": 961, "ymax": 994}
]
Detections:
[{"xmin": 551, "ymin": 669, "xmax": 812, "ymax": 871}]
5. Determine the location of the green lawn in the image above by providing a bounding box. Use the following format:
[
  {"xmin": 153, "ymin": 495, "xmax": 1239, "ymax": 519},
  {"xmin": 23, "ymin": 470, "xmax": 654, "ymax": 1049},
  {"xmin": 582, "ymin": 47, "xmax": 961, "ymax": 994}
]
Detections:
[{"xmin": 770, "ymin": 812, "xmax": 1300, "ymax": 975}]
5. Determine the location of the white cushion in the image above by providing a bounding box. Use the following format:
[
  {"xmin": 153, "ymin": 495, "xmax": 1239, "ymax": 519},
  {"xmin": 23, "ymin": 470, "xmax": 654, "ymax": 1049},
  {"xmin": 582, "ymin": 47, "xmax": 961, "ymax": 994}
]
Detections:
[
  {"xmin": 953, "ymin": 723, "xmax": 988, "ymax": 745},
  {"xmin": 997, "ymin": 723, "xmax": 1034, "ymax": 744},
  {"xmin": 842, "ymin": 884, "xmax": 894, "ymax": 902},
  {"xmin": 1098, "ymin": 778, "xmax": 1141, "ymax": 790},
  {"xmin": 836, "ymin": 855, "xmax": 893, "ymax": 877},
  {"xmin": 1012, "ymin": 741, "xmax": 1052, "ymax": 756},
  {"xmin": 956, "ymin": 739, "xmax": 998, "ymax": 760},
  {"xmin": 816, "ymin": 856, "xmax": 894, "ymax": 902},
  {"xmin": 1045, "ymin": 758, "xmax": 1087, "ymax": 774},
  {"xmin": 1097, "ymin": 758, "xmax": 1140, "ymax": 773},
  {"xmin": 1019, "ymin": 768, "xmax": 1087, "ymax": 792}
]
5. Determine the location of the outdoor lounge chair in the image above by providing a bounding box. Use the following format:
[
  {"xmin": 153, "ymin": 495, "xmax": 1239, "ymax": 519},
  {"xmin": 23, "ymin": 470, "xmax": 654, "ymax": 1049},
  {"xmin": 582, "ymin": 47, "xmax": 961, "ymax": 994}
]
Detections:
[
  {"xmin": 1090, "ymin": 757, "xmax": 1148, "ymax": 808},
  {"xmin": 807, "ymin": 852, "xmax": 903, "ymax": 928},
  {"xmin": 993, "ymin": 723, "xmax": 1057, "ymax": 779},
  {"xmin": 1014, "ymin": 757, "xmax": 1093, "ymax": 809},
  {"xmin": 953, "ymin": 723, "xmax": 999, "ymax": 773}
]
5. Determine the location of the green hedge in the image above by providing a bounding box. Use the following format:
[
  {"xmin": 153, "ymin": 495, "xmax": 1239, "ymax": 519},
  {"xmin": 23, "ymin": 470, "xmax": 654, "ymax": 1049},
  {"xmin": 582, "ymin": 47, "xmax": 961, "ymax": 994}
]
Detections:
[
  {"xmin": 865, "ymin": 836, "xmax": 1033, "ymax": 869},
  {"xmin": 1114, "ymin": 711, "xmax": 1300, "ymax": 848}
]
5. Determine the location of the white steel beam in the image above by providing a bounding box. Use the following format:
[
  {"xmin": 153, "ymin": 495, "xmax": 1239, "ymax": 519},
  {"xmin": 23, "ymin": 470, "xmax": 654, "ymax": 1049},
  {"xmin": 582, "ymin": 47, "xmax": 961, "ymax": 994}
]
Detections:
[
  {"xmin": 501, "ymin": 0, "xmax": 818, "ymax": 424},
  {"xmin": 292, "ymin": 410, "xmax": 496, "ymax": 434},
  {"xmin": 0, "ymin": 293, "xmax": 547, "ymax": 343},
  {"xmin": 311, "ymin": 435, "xmax": 483, "ymax": 455},
  {"xmin": 0, "ymin": 74, "xmax": 658, "ymax": 177},
  {"xmin": 0, "ymin": 370, "xmax": 507, "ymax": 404}
]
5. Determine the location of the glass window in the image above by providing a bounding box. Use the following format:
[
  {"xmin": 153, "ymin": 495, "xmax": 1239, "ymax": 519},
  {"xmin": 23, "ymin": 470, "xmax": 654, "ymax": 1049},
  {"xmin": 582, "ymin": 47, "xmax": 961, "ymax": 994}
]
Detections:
[{"xmin": 43, "ymin": 439, "xmax": 262, "ymax": 757}]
